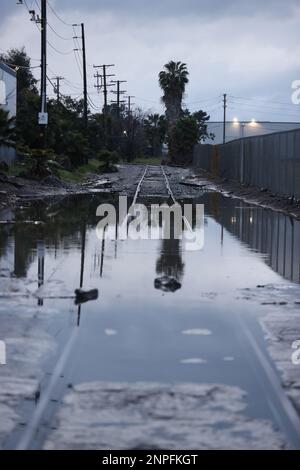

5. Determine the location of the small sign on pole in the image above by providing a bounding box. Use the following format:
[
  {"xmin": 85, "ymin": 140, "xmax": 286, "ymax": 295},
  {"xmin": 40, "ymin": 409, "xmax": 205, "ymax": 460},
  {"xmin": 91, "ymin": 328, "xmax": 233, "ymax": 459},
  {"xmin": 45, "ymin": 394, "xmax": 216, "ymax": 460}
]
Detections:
[
  {"xmin": 38, "ymin": 112, "xmax": 48, "ymax": 125},
  {"xmin": 0, "ymin": 340, "xmax": 6, "ymax": 365}
]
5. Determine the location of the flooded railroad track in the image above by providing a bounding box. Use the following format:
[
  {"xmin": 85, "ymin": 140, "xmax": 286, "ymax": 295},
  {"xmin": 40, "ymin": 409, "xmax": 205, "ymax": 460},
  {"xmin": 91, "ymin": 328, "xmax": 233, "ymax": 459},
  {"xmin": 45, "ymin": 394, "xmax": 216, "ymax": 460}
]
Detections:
[
  {"xmin": 1, "ymin": 165, "xmax": 300, "ymax": 450},
  {"xmin": 133, "ymin": 165, "xmax": 176, "ymax": 202}
]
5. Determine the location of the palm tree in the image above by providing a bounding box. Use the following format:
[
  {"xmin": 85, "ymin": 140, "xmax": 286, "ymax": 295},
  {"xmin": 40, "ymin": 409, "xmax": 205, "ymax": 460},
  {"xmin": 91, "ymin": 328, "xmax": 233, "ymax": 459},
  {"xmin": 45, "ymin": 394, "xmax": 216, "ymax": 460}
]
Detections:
[
  {"xmin": 144, "ymin": 113, "xmax": 166, "ymax": 156},
  {"xmin": 158, "ymin": 61, "xmax": 189, "ymax": 128}
]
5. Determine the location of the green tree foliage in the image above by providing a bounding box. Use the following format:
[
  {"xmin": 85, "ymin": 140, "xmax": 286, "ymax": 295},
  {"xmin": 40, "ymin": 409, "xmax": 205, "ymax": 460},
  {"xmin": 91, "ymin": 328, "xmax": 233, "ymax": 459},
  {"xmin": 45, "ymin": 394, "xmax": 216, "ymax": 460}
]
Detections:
[
  {"xmin": 1, "ymin": 48, "xmax": 169, "ymax": 171},
  {"xmin": 159, "ymin": 60, "xmax": 213, "ymax": 165},
  {"xmin": 0, "ymin": 47, "xmax": 38, "ymax": 98},
  {"xmin": 144, "ymin": 114, "xmax": 167, "ymax": 157},
  {"xmin": 159, "ymin": 61, "xmax": 189, "ymax": 127},
  {"xmin": 169, "ymin": 111, "xmax": 212, "ymax": 165},
  {"xmin": 97, "ymin": 149, "xmax": 119, "ymax": 171},
  {"xmin": 0, "ymin": 48, "xmax": 39, "ymax": 146},
  {"xmin": 0, "ymin": 108, "xmax": 15, "ymax": 143}
]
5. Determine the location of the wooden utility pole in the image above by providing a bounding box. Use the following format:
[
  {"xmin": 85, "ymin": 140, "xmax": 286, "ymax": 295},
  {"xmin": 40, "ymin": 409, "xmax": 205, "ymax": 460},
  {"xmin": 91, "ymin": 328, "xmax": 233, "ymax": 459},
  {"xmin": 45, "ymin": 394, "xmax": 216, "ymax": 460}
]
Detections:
[
  {"xmin": 93, "ymin": 64, "xmax": 115, "ymax": 146},
  {"xmin": 39, "ymin": 0, "xmax": 48, "ymax": 146},
  {"xmin": 73, "ymin": 23, "xmax": 88, "ymax": 129},
  {"xmin": 81, "ymin": 23, "xmax": 88, "ymax": 129},
  {"xmin": 127, "ymin": 95, "xmax": 135, "ymax": 117},
  {"xmin": 93, "ymin": 64, "xmax": 115, "ymax": 112},
  {"xmin": 111, "ymin": 80, "xmax": 127, "ymax": 118},
  {"xmin": 223, "ymin": 93, "xmax": 227, "ymax": 144},
  {"xmin": 53, "ymin": 76, "xmax": 64, "ymax": 103}
]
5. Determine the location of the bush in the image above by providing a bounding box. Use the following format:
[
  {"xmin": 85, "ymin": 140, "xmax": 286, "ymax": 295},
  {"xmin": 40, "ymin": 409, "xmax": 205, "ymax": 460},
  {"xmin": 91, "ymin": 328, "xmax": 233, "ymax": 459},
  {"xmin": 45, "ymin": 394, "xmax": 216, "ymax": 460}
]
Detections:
[
  {"xmin": 97, "ymin": 149, "xmax": 120, "ymax": 171},
  {"xmin": 20, "ymin": 148, "xmax": 60, "ymax": 180},
  {"xmin": 169, "ymin": 116, "xmax": 200, "ymax": 165}
]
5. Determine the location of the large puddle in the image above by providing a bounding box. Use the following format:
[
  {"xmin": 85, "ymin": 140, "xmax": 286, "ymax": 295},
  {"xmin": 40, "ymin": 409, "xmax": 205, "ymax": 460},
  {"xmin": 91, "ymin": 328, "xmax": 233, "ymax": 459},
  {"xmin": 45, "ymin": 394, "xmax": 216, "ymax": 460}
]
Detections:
[{"xmin": 1, "ymin": 192, "xmax": 300, "ymax": 449}]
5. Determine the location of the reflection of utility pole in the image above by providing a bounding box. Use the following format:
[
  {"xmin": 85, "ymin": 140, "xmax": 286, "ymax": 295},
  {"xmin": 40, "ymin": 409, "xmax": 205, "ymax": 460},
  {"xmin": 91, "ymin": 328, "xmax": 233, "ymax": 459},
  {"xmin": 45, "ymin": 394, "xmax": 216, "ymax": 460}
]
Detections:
[
  {"xmin": 37, "ymin": 241, "xmax": 45, "ymax": 307},
  {"xmin": 100, "ymin": 225, "xmax": 107, "ymax": 278},
  {"xmin": 77, "ymin": 221, "xmax": 86, "ymax": 326},
  {"xmin": 114, "ymin": 217, "xmax": 118, "ymax": 260}
]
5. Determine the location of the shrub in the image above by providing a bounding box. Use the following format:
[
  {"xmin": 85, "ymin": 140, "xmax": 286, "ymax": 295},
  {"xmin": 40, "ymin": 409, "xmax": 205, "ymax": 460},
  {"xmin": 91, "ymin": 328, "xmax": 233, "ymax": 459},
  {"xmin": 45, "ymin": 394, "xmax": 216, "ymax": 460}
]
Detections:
[{"xmin": 97, "ymin": 149, "xmax": 120, "ymax": 171}]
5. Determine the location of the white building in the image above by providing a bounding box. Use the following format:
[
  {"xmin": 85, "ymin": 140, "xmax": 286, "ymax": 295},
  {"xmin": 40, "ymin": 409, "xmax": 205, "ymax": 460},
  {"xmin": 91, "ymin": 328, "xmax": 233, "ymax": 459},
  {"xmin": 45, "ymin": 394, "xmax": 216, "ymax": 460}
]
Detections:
[
  {"xmin": 0, "ymin": 62, "xmax": 17, "ymax": 164},
  {"xmin": 205, "ymin": 121, "xmax": 300, "ymax": 144},
  {"xmin": 0, "ymin": 62, "xmax": 17, "ymax": 118}
]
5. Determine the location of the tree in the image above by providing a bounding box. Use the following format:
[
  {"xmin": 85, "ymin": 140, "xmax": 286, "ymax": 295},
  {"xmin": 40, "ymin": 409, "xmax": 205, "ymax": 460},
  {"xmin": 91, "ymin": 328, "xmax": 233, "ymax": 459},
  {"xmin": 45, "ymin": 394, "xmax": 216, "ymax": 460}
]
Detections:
[
  {"xmin": 0, "ymin": 48, "xmax": 39, "ymax": 147},
  {"xmin": 144, "ymin": 113, "xmax": 167, "ymax": 157},
  {"xmin": 159, "ymin": 61, "xmax": 189, "ymax": 128},
  {"xmin": 169, "ymin": 111, "xmax": 212, "ymax": 165},
  {"xmin": 0, "ymin": 108, "xmax": 15, "ymax": 143}
]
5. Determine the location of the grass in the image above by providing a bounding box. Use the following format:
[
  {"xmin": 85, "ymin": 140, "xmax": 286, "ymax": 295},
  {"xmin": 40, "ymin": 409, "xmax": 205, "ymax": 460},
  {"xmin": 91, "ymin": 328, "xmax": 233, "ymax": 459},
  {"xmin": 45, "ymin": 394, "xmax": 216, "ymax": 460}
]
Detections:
[
  {"xmin": 58, "ymin": 160, "xmax": 106, "ymax": 183},
  {"xmin": 8, "ymin": 163, "xmax": 25, "ymax": 177},
  {"xmin": 8, "ymin": 159, "xmax": 107, "ymax": 183}
]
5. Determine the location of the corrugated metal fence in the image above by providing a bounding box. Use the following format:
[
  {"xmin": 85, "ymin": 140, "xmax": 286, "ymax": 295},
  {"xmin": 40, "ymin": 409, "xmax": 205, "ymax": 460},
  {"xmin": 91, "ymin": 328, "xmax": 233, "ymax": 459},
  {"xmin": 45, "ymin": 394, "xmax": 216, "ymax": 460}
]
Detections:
[{"xmin": 193, "ymin": 128, "xmax": 300, "ymax": 200}]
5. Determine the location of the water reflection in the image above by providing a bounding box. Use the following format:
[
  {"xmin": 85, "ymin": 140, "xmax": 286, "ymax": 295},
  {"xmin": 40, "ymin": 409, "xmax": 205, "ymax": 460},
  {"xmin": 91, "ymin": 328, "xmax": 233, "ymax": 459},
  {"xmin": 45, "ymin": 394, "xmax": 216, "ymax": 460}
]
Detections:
[
  {"xmin": 1, "ymin": 193, "xmax": 300, "ymax": 296},
  {"xmin": 1, "ymin": 193, "xmax": 300, "ymax": 449},
  {"xmin": 204, "ymin": 193, "xmax": 300, "ymax": 284}
]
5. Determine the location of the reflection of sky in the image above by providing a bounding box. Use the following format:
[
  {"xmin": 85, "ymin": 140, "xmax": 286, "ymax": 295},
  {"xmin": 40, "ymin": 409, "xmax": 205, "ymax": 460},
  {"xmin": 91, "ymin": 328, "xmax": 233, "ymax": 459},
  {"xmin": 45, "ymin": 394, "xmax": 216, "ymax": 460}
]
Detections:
[
  {"xmin": 2, "ymin": 197, "xmax": 300, "ymax": 446},
  {"xmin": 22, "ymin": 214, "xmax": 286, "ymax": 303}
]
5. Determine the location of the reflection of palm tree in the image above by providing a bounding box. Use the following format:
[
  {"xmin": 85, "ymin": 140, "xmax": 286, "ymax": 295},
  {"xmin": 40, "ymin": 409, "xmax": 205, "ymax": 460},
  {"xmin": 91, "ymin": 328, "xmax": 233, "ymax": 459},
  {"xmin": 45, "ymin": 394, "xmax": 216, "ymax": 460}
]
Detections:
[{"xmin": 156, "ymin": 238, "xmax": 184, "ymax": 282}]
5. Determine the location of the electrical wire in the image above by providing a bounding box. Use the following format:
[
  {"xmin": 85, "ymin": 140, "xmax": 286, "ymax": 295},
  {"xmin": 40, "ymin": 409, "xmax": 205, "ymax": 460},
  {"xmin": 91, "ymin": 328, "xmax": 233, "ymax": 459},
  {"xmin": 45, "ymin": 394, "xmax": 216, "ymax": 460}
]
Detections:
[
  {"xmin": 47, "ymin": 0, "xmax": 74, "ymax": 27},
  {"xmin": 228, "ymin": 104, "xmax": 300, "ymax": 119},
  {"xmin": 47, "ymin": 40, "xmax": 74, "ymax": 55},
  {"xmin": 47, "ymin": 21, "xmax": 74, "ymax": 41},
  {"xmin": 87, "ymin": 94, "xmax": 102, "ymax": 111},
  {"xmin": 228, "ymin": 94, "xmax": 299, "ymax": 109}
]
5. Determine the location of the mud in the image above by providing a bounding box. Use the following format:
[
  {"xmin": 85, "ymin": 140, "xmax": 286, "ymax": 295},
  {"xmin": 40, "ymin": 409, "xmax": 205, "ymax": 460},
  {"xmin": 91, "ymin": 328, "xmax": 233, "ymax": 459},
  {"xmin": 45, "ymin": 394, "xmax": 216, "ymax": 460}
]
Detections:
[{"xmin": 185, "ymin": 170, "xmax": 300, "ymax": 220}]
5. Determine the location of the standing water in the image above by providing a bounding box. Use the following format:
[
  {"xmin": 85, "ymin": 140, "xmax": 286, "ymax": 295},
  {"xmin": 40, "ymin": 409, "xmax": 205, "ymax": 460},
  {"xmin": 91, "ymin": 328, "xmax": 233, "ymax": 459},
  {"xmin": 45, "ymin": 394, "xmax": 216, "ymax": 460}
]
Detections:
[{"xmin": 1, "ymin": 190, "xmax": 300, "ymax": 449}]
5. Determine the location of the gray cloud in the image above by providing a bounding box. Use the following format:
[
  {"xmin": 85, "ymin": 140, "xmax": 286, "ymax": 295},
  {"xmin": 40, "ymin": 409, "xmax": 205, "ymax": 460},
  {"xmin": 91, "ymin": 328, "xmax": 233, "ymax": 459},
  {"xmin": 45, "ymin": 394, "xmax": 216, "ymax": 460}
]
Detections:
[
  {"xmin": 1, "ymin": 0, "xmax": 300, "ymax": 122},
  {"xmin": 57, "ymin": 0, "xmax": 299, "ymax": 19}
]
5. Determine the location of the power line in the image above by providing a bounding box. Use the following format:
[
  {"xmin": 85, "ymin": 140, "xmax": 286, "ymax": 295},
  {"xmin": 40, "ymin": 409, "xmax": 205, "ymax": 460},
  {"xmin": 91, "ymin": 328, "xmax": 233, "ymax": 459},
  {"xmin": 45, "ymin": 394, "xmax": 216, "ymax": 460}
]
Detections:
[
  {"xmin": 47, "ymin": 40, "xmax": 74, "ymax": 55},
  {"xmin": 228, "ymin": 95, "xmax": 299, "ymax": 109},
  {"xmin": 47, "ymin": 21, "xmax": 73, "ymax": 41},
  {"xmin": 228, "ymin": 105, "xmax": 300, "ymax": 119},
  {"xmin": 47, "ymin": 0, "xmax": 74, "ymax": 27}
]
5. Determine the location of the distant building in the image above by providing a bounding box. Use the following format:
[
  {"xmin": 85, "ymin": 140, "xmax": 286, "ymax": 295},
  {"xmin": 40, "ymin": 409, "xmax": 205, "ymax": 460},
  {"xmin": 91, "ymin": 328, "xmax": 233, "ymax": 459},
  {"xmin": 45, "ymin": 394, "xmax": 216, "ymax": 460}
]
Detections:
[
  {"xmin": 0, "ymin": 62, "xmax": 17, "ymax": 165},
  {"xmin": 0, "ymin": 62, "xmax": 17, "ymax": 118},
  {"xmin": 205, "ymin": 121, "xmax": 300, "ymax": 145}
]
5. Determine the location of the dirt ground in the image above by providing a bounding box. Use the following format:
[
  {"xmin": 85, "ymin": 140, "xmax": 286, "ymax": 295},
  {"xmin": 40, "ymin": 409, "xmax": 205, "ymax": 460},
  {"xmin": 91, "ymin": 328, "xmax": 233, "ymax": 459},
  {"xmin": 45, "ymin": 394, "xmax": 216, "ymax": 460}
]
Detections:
[
  {"xmin": 186, "ymin": 169, "xmax": 300, "ymax": 220},
  {"xmin": 1, "ymin": 164, "xmax": 300, "ymax": 221}
]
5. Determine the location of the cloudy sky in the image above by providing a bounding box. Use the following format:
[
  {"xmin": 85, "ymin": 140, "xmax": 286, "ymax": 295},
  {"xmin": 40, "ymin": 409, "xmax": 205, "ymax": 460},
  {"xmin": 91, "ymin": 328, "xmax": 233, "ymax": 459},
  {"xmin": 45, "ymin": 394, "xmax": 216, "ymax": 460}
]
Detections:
[{"xmin": 1, "ymin": 0, "xmax": 300, "ymax": 121}]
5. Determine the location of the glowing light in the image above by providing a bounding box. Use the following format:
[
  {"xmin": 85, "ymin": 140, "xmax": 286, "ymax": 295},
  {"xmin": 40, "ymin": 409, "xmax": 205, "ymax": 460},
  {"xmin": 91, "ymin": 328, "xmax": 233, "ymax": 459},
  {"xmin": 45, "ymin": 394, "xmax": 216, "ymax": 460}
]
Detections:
[{"xmin": 233, "ymin": 117, "xmax": 239, "ymax": 125}]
